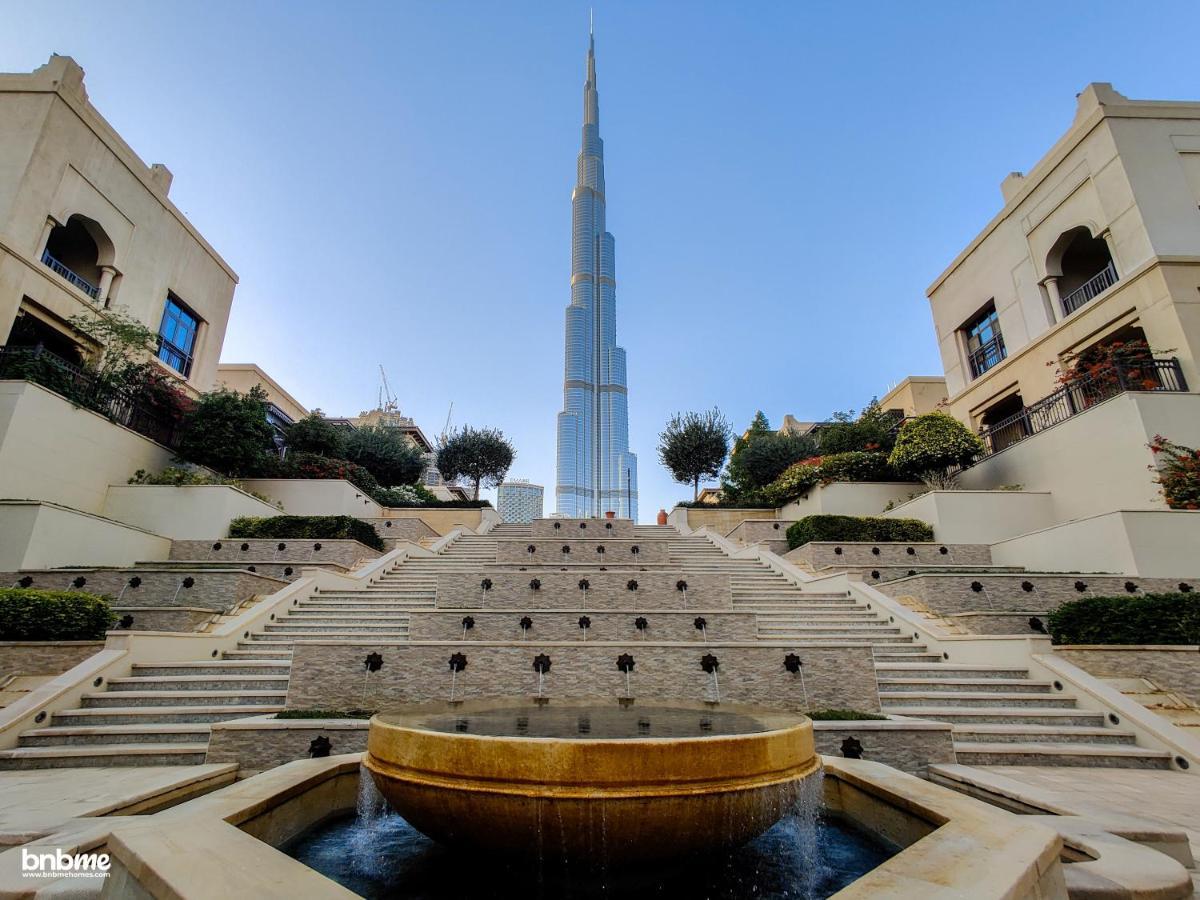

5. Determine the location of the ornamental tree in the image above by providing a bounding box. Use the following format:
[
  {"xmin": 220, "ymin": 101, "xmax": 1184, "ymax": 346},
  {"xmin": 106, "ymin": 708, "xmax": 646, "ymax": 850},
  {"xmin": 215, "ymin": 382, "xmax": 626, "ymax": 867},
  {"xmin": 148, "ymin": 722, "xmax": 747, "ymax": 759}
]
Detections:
[
  {"xmin": 723, "ymin": 429, "xmax": 818, "ymax": 500},
  {"xmin": 345, "ymin": 425, "xmax": 426, "ymax": 486},
  {"xmin": 285, "ymin": 413, "xmax": 347, "ymax": 458},
  {"xmin": 657, "ymin": 408, "xmax": 733, "ymax": 501},
  {"xmin": 887, "ymin": 412, "xmax": 985, "ymax": 489},
  {"xmin": 176, "ymin": 386, "xmax": 276, "ymax": 476},
  {"xmin": 1150, "ymin": 435, "xmax": 1200, "ymax": 510},
  {"xmin": 436, "ymin": 426, "xmax": 515, "ymax": 500}
]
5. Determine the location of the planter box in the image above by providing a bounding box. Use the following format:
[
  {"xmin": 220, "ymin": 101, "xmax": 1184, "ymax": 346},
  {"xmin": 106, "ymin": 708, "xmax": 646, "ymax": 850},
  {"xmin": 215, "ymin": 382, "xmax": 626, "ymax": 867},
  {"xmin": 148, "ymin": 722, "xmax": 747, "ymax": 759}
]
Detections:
[
  {"xmin": 882, "ymin": 490, "xmax": 1055, "ymax": 544},
  {"xmin": 103, "ymin": 484, "xmax": 281, "ymax": 540},
  {"xmin": 0, "ymin": 500, "xmax": 171, "ymax": 569},
  {"xmin": 780, "ymin": 482, "xmax": 924, "ymax": 519},
  {"xmin": 238, "ymin": 479, "xmax": 383, "ymax": 517}
]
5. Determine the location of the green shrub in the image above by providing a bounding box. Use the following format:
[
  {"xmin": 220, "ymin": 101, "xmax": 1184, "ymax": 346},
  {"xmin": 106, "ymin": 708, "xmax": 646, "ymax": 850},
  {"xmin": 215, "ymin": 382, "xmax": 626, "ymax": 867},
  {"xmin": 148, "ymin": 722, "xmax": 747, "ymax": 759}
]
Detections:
[
  {"xmin": 177, "ymin": 386, "xmax": 277, "ymax": 476},
  {"xmin": 1047, "ymin": 593, "xmax": 1200, "ymax": 645},
  {"xmin": 268, "ymin": 452, "xmax": 381, "ymax": 495},
  {"xmin": 285, "ymin": 414, "xmax": 347, "ymax": 458},
  {"xmin": 228, "ymin": 515, "xmax": 385, "ymax": 551},
  {"xmin": 817, "ymin": 400, "xmax": 900, "ymax": 455},
  {"xmin": 805, "ymin": 708, "xmax": 889, "ymax": 721},
  {"xmin": 888, "ymin": 412, "xmax": 984, "ymax": 489},
  {"xmin": 816, "ymin": 451, "xmax": 897, "ymax": 484},
  {"xmin": 372, "ymin": 484, "xmax": 436, "ymax": 506},
  {"xmin": 0, "ymin": 589, "xmax": 116, "ymax": 640},
  {"xmin": 1150, "ymin": 435, "xmax": 1200, "ymax": 510},
  {"xmin": 786, "ymin": 515, "xmax": 934, "ymax": 549},
  {"xmin": 761, "ymin": 462, "xmax": 821, "ymax": 505},
  {"xmin": 345, "ymin": 425, "xmax": 426, "ymax": 487}
]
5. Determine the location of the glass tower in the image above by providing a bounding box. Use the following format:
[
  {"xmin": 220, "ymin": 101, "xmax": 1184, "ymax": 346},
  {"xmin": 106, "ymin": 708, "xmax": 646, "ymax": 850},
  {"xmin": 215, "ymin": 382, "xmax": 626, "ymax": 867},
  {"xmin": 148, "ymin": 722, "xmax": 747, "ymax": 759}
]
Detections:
[{"xmin": 555, "ymin": 27, "xmax": 639, "ymax": 521}]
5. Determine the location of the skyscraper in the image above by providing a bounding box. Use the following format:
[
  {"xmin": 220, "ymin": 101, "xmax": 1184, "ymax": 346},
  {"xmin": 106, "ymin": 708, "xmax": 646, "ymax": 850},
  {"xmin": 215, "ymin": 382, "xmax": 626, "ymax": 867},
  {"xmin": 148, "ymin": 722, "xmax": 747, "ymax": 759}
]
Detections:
[
  {"xmin": 555, "ymin": 26, "xmax": 638, "ymax": 521},
  {"xmin": 497, "ymin": 480, "xmax": 545, "ymax": 524}
]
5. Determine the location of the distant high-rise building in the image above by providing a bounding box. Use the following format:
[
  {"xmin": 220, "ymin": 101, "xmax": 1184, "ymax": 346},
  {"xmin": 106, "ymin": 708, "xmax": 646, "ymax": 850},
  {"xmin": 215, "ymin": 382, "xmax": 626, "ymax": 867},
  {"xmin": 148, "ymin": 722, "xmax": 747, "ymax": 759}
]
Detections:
[
  {"xmin": 497, "ymin": 481, "xmax": 544, "ymax": 524},
  {"xmin": 555, "ymin": 25, "xmax": 638, "ymax": 521}
]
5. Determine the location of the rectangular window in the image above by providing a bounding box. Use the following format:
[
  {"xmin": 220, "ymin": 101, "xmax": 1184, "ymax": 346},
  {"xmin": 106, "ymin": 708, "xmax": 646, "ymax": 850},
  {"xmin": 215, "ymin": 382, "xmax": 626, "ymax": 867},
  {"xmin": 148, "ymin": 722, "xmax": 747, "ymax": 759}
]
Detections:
[
  {"xmin": 157, "ymin": 296, "xmax": 199, "ymax": 376},
  {"xmin": 964, "ymin": 304, "xmax": 1006, "ymax": 379}
]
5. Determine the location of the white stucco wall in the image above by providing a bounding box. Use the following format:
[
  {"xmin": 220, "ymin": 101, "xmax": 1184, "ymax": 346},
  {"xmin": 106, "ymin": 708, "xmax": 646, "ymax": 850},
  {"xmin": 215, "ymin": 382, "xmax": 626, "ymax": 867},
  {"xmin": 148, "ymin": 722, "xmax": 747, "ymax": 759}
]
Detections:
[
  {"xmin": 102, "ymin": 484, "xmax": 281, "ymax": 540},
  {"xmin": 238, "ymin": 479, "xmax": 383, "ymax": 518},
  {"xmin": 883, "ymin": 490, "xmax": 1057, "ymax": 544},
  {"xmin": 0, "ymin": 381, "xmax": 172, "ymax": 514},
  {"xmin": 0, "ymin": 500, "xmax": 170, "ymax": 569},
  {"xmin": 779, "ymin": 482, "xmax": 923, "ymax": 520}
]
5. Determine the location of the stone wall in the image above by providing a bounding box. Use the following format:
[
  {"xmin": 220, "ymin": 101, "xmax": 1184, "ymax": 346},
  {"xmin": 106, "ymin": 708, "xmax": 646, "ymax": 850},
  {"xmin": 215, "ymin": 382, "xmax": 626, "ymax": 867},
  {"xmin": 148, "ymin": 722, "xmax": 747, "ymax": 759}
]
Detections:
[
  {"xmin": 942, "ymin": 613, "xmax": 1052, "ymax": 635},
  {"xmin": 436, "ymin": 572, "xmax": 732, "ymax": 610},
  {"xmin": 407, "ymin": 610, "xmax": 758, "ymax": 643},
  {"xmin": 0, "ymin": 641, "xmax": 103, "ymax": 677},
  {"xmin": 0, "ymin": 568, "xmax": 287, "ymax": 613},
  {"xmin": 206, "ymin": 717, "xmax": 369, "ymax": 777},
  {"xmin": 110, "ymin": 607, "xmax": 218, "ymax": 632},
  {"xmin": 169, "ymin": 539, "xmax": 378, "ymax": 568},
  {"xmin": 725, "ymin": 519, "xmax": 790, "ymax": 554},
  {"xmin": 813, "ymin": 720, "xmax": 956, "ymax": 776},
  {"xmin": 530, "ymin": 518, "xmax": 634, "ymax": 538},
  {"xmin": 360, "ymin": 518, "xmax": 438, "ymax": 544},
  {"xmin": 285, "ymin": 642, "xmax": 881, "ymax": 713},
  {"xmin": 876, "ymin": 574, "xmax": 1193, "ymax": 623},
  {"xmin": 788, "ymin": 542, "xmax": 992, "ymax": 570},
  {"xmin": 1055, "ymin": 646, "xmax": 1200, "ymax": 706},
  {"xmin": 674, "ymin": 507, "xmax": 777, "ymax": 536},
  {"xmin": 495, "ymin": 539, "xmax": 669, "ymax": 567}
]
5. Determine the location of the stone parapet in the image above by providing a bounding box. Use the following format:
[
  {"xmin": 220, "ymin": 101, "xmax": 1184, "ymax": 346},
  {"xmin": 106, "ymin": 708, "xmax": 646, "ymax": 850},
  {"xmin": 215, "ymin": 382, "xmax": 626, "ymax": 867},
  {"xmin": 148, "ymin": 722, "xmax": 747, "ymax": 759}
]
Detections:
[
  {"xmin": 285, "ymin": 642, "xmax": 881, "ymax": 713},
  {"xmin": 110, "ymin": 607, "xmax": 217, "ymax": 632},
  {"xmin": 530, "ymin": 518, "xmax": 634, "ymax": 538},
  {"xmin": 1054, "ymin": 646, "xmax": 1200, "ymax": 706},
  {"xmin": 360, "ymin": 517, "xmax": 438, "ymax": 543},
  {"xmin": 407, "ymin": 610, "xmax": 757, "ymax": 642},
  {"xmin": 0, "ymin": 568, "xmax": 287, "ymax": 613},
  {"xmin": 496, "ymin": 539, "xmax": 668, "ymax": 567},
  {"xmin": 436, "ymin": 572, "xmax": 731, "ymax": 609},
  {"xmin": 788, "ymin": 541, "xmax": 993, "ymax": 569},
  {"xmin": 813, "ymin": 719, "xmax": 956, "ymax": 776},
  {"xmin": 0, "ymin": 641, "xmax": 103, "ymax": 677},
  {"xmin": 206, "ymin": 716, "xmax": 368, "ymax": 777},
  {"xmin": 169, "ymin": 538, "xmax": 378, "ymax": 568}
]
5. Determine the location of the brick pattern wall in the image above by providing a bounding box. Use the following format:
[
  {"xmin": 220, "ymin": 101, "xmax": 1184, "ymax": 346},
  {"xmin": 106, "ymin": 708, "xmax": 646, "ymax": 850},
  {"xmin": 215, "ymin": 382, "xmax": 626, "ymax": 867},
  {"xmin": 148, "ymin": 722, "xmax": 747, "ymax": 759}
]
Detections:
[
  {"xmin": 876, "ymin": 574, "xmax": 1193, "ymax": 619},
  {"xmin": 1056, "ymin": 647, "xmax": 1200, "ymax": 706},
  {"xmin": 726, "ymin": 520, "xmax": 790, "ymax": 546},
  {"xmin": 0, "ymin": 641, "xmax": 103, "ymax": 677},
  {"xmin": 436, "ymin": 573, "xmax": 732, "ymax": 610},
  {"xmin": 812, "ymin": 722, "xmax": 956, "ymax": 775},
  {"xmin": 530, "ymin": 519, "xmax": 634, "ymax": 538},
  {"xmin": 0, "ymin": 569, "xmax": 287, "ymax": 613},
  {"xmin": 407, "ymin": 611, "xmax": 758, "ymax": 643},
  {"xmin": 496, "ymin": 540, "xmax": 669, "ymax": 567},
  {"xmin": 788, "ymin": 542, "xmax": 992, "ymax": 570},
  {"xmin": 285, "ymin": 643, "xmax": 881, "ymax": 713},
  {"xmin": 169, "ymin": 539, "xmax": 378, "ymax": 567},
  {"xmin": 110, "ymin": 607, "xmax": 217, "ymax": 632},
  {"xmin": 360, "ymin": 518, "xmax": 438, "ymax": 543}
]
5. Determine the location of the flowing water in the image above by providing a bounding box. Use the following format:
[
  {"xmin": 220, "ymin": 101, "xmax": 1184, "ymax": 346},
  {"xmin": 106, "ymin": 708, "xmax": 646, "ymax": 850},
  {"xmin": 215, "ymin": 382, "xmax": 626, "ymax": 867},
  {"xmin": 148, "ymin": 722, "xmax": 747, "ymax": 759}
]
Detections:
[{"xmin": 287, "ymin": 770, "xmax": 893, "ymax": 899}]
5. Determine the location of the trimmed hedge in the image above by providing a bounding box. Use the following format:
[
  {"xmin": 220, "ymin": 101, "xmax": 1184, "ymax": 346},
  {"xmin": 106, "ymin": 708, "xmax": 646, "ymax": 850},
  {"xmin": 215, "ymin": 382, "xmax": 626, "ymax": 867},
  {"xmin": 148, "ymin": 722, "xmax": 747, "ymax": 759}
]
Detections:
[
  {"xmin": 1047, "ymin": 593, "xmax": 1200, "ymax": 645},
  {"xmin": 806, "ymin": 708, "xmax": 889, "ymax": 721},
  {"xmin": 228, "ymin": 515, "xmax": 386, "ymax": 552},
  {"xmin": 786, "ymin": 515, "xmax": 934, "ymax": 550},
  {"xmin": 0, "ymin": 589, "xmax": 116, "ymax": 640}
]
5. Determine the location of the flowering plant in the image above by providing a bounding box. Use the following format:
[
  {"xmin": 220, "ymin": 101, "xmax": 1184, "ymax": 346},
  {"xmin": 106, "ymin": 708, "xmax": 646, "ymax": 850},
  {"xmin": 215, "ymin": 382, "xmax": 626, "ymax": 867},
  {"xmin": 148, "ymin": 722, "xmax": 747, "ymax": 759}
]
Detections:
[{"xmin": 1149, "ymin": 435, "xmax": 1200, "ymax": 510}]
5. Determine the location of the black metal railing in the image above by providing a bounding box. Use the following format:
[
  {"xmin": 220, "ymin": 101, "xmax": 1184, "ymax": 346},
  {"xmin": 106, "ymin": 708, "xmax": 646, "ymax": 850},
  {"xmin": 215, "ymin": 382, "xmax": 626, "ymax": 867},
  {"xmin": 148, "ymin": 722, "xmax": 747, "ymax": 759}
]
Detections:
[
  {"xmin": 41, "ymin": 249, "xmax": 100, "ymax": 300},
  {"xmin": 967, "ymin": 333, "xmax": 1007, "ymax": 379},
  {"xmin": 977, "ymin": 356, "xmax": 1188, "ymax": 457},
  {"xmin": 1061, "ymin": 260, "xmax": 1117, "ymax": 316},
  {"xmin": 0, "ymin": 345, "xmax": 182, "ymax": 447}
]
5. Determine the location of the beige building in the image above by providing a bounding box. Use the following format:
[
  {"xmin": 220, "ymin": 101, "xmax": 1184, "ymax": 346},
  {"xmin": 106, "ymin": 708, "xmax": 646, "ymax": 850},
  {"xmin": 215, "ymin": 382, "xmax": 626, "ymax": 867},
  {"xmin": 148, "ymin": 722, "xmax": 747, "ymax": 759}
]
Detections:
[
  {"xmin": 217, "ymin": 363, "xmax": 309, "ymax": 423},
  {"xmin": 928, "ymin": 83, "xmax": 1198, "ymax": 438},
  {"xmin": 878, "ymin": 376, "xmax": 947, "ymax": 418},
  {"xmin": 0, "ymin": 55, "xmax": 237, "ymax": 394}
]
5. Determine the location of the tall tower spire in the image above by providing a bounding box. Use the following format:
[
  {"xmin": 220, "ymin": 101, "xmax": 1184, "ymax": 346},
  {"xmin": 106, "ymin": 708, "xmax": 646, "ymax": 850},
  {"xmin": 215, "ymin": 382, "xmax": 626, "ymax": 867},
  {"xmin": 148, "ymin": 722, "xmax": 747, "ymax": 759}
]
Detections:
[{"xmin": 555, "ymin": 25, "xmax": 639, "ymax": 521}]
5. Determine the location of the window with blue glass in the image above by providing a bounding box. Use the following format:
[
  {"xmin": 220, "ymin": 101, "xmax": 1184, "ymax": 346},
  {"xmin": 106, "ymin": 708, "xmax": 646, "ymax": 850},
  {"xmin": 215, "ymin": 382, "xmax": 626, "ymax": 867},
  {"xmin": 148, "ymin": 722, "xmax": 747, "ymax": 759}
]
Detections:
[
  {"xmin": 964, "ymin": 304, "xmax": 1006, "ymax": 379},
  {"xmin": 157, "ymin": 296, "xmax": 199, "ymax": 376}
]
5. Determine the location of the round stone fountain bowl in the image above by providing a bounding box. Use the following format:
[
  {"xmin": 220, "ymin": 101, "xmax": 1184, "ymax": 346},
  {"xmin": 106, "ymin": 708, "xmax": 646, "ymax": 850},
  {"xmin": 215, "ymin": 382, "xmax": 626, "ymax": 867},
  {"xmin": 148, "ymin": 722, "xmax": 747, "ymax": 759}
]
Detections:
[{"xmin": 363, "ymin": 699, "xmax": 820, "ymax": 864}]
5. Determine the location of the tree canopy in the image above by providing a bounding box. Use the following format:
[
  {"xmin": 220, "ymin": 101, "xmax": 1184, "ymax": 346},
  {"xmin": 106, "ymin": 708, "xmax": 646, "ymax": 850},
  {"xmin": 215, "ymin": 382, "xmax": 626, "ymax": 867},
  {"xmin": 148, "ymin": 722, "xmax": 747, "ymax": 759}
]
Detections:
[
  {"xmin": 657, "ymin": 408, "xmax": 732, "ymax": 500},
  {"xmin": 345, "ymin": 425, "xmax": 426, "ymax": 486},
  {"xmin": 285, "ymin": 413, "xmax": 347, "ymax": 459},
  {"xmin": 436, "ymin": 426, "xmax": 515, "ymax": 500},
  {"xmin": 176, "ymin": 386, "xmax": 276, "ymax": 477}
]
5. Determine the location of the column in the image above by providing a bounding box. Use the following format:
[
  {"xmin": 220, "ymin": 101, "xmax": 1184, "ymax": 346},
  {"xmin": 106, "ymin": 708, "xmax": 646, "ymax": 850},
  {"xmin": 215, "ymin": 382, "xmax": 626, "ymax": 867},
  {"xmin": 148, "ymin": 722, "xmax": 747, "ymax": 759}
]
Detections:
[
  {"xmin": 37, "ymin": 218, "xmax": 57, "ymax": 260},
  {"xmin": 1041, "ymin": 275, "xmax": 1062, "ymax": 323},
  {"xmin": 1099, "ymin": 228, "xmax": 1119, "ymax": 276},
  {"xmin": 96, "ymin": 266, "xmax": 116, "ymax": 306}
]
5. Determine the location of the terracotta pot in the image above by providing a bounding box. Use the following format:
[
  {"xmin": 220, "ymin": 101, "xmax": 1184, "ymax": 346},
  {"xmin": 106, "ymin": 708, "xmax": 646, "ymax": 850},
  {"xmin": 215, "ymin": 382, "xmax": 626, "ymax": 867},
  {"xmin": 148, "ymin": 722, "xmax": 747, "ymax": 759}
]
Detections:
[
  {"xmin": 605, "ymin": 510, "xmax": 616, "ymax": 519},
  {"xmin": 656, "ymin": 509, "xmax": 668, "ymax": 526}
]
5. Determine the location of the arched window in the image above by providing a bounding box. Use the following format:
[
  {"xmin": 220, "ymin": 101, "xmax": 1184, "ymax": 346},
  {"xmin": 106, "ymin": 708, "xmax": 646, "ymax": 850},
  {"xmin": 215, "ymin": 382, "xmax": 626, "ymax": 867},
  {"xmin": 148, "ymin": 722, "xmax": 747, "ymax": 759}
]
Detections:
[
  {"xmin": 41, "ymin": 215, "xmax": 114, "ymax": 301},
  {"xmin": 1046, "ymin": 227, "xmax": 1117, "ymax": 316}
]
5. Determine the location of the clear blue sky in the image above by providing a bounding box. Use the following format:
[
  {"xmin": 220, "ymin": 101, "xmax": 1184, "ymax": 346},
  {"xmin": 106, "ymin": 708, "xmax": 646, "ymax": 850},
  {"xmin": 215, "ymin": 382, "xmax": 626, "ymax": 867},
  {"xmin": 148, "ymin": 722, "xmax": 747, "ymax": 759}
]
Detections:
[{"xmin": 3, "ymin": 1, "xmax": 1197, "ymax": 519}]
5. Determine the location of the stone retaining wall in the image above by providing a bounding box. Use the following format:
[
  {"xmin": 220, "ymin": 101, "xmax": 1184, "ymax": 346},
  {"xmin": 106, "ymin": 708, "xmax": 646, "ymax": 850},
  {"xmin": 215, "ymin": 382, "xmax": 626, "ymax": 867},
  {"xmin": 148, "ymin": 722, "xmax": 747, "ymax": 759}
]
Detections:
[
  {"xmin": 169, "ymin": 539, "xmax": 378, "ymax": 567},
  {"xmin": 360, "ymin": 518, "xmax": 438, "ymax": 543},
  {"xmin": 110, "ymin": 607, "xmax": 218, "ymax": 632},
  {"xmin": 787, "ymin": 542, "xmax": 992, "ymax": 570},
  {"xmin": 286, "ymin": 642, "xmax": 880, "ymax": 713},
  {"xmin": 436, "ymin": 572, "xmax": 732, "ymax": 609},
  {"xmin": 725, "ymin": 519, "xmax": 790, "ymax": 554},
  {"xmin": 407, "ymin": 610, "xmax": 758, "ymax": 643},
  {"xmin": 0, "ymin": 641, "xmax": 103, "ymax": 677},
  {"xmin": 943, "ymin": 613, "xmax": 1052, "ymax": 635},
  {"xmin": 530, "ymin": 518, "xmax": 634, "ymax": 538},
  {"xmin": 1054, "ymin": 646, "xmax": 1200, "ymax": 705},
  {"xmin": 495, "ymin": 540, "xmax": 669, "ymax": 567},
  {"xmin": 813, "ymin": 720, "xmax": 956, "ymax": 776},
  {"xmin": 876, "ymin": 574, "xmax": 1193, "ymax": 622},
  {"xmin": 0, "ymin": 569, "xmax": 287, "ymax": 613}
]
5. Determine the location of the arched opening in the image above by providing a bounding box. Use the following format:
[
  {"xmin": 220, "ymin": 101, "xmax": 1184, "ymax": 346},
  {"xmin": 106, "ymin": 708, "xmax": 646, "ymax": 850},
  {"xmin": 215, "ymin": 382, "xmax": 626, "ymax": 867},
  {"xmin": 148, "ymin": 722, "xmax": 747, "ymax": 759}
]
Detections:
[
  {"xmin": 41, "ymin": 215, "xmax": 113, "ymax": 300},
  {"xmin": 1046, "ymin": 227, "xmax": 1117, "ymax": 316},
  {"xmin": 978, "ymin": 392, "xmax": 1027, "ymax": 452},
  {"xmin": 5, "ymin": 307, "xmax": 89, "ymax": 364}
]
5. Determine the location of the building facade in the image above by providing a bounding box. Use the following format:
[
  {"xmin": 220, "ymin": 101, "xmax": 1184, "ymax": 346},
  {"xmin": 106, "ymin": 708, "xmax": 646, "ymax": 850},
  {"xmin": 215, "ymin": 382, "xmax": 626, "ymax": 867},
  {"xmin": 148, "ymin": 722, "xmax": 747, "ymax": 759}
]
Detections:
[
  {"xmin": 497, "ymin": 480, "xmax": 544, "ymax": 524},
  {"xmin": 555, "ymin": 30, "xmax": 639, "ymax": 521},
  {"xmin": 0, "ymin": 56, "xmax": 237, "ymax": 395}
]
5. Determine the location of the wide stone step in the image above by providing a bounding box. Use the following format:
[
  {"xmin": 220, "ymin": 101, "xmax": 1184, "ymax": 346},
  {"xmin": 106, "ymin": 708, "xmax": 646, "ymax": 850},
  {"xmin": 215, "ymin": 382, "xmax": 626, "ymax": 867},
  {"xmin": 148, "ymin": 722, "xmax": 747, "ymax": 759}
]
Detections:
[
  {"xmin": 872, "ymin": 653, "xmax": 943, "ymax": 663},
  {"xmin": 952, "ymin": 725, "xmax": 1137, "ymax": 745},
  {"xmin": 873, "ymin": 665, "xmax": 1030, "ymax": 679},
  {"xmin": 225, "ymin": 648, "xmax": 293, "ymax": 660},
  {"xmin": 108, "ymin": 675, "xmax": 289, "ymax": 692},
  {"xmin": 283, "ymin": 614, "xmax": 410, "ymax": 624},
  {"xmin": 880, "ymin": 692, "xmax": 1076, "ymax": 708},
  {"xmin": 764, "ymin": 633, "xmax": 915, "ymax": 643},
  {"xmin": 952, "ymin": 742, "xmax": 1173, "ymax": 769},
  {"xmin": 133, "ymin": 661, "xmax": 291, "ymax": 676},
  {"xmin": 19, "ymin": 724, "xmax": 211, "ymax": 746},
  {"xmin": 52, "ymin": 705, "xmax": 282, "ymax": 726},
  {"xmin": 81, "ymin": 690, "xmax": 285, "ymax": 708},
  {"xmin": 877, "ymin": 678, "xmax": 1054, "ymax": 694},
  {"xmin": 882, "ymin": 707, "xmax": 1104, "ymax": 727},
  {"xmin": 0, "ymin": 744, "xmax": 210, "ymax": 769},
  {"xmin": 262, "ymin": 624, "xmax": 410, "ymax": 634}
]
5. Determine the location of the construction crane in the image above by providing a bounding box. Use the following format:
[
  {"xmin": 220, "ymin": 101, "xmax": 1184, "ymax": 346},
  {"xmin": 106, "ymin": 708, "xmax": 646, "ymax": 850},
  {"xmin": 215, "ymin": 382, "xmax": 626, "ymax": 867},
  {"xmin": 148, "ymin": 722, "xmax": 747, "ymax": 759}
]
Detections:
[
  {"xmin": 378, "ymin": 365, "xmax": 399, "ymax": 414},
  {"xmin": 440, "ymin": 402, "xmax": 454, "ymax": 444}
]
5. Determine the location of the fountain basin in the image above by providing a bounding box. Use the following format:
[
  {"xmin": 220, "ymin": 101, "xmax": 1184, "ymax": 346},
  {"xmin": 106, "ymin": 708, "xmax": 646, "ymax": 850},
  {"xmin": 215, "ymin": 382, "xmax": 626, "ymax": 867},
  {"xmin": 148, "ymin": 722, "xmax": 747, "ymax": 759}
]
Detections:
[{"xmin": 363, "ymin": 699, "xmax": 820, "ymax": 864}]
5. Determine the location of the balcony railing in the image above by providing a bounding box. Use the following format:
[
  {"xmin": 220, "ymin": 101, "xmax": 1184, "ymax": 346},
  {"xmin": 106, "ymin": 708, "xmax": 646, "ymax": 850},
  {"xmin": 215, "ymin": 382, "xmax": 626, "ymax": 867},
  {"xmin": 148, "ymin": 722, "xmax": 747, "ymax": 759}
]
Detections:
[
  {"xmin": 1061, "ymin": 260, "xmax": 1117, "ymax": 316},
  {"xmin": 967, "ymin": 333, "xmax": 1007, "ymax": 379},
  {"xmin": 977, "ymin": 356, "xmax": 1188, "ymax": 457},
  {"xmin": 0, "ymin": 345, "xmax": 181, "ymax": 448},
  {"xmin": 41, "ymin": 249, "xmax": 100, "ymax": 300}
]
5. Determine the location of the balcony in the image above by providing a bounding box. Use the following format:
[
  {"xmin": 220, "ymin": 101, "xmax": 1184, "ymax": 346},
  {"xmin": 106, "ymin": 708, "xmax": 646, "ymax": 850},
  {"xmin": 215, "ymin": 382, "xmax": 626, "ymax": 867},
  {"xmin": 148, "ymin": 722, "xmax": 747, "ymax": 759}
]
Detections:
[
  {"xmin": 967, "ymin": 333, "xmax": 1006, "ymax": 379},
  {"xmin": 41, "ymin": 249, "xmax": 100, "ymax": 300},
  {"xmin": 1061, "ymin": 260, "xmax": 1117, "ymax": 316},
  {"xmin": 977, "ymin": 356, "xmax": 1188, "ymax": 457}
]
